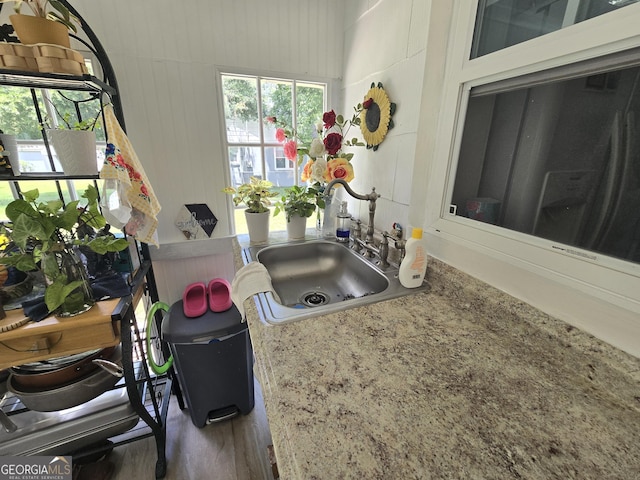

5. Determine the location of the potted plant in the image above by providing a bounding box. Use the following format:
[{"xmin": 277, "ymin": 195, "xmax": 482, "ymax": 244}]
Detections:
[
  {"xmin": 0, "ymin": 185, "xmax": 129, "ymax": 317},
  {"xmin": 0, "ymin": 0, "xmax": 80, "ymax": 48},
  {"xmin": 274, "ymin": 185, "xmax": 320, "ymax": 240},
  {"xmin": 223, "ymin": 176, "xmax": 278, "ymax": 244},
  {"xmin": 45, "ymin": 110, "xmax": 101, "ymax": 175}
]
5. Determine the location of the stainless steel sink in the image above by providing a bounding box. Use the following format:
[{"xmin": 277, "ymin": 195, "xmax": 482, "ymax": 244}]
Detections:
[{"xmin": 242, "ymin": 239, "xmax": 429, "ymax": 324}]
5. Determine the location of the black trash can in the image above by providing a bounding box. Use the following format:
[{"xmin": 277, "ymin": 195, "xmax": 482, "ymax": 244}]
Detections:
[{"xmin": 162, "ymin": 301, "xmax": 254, "ymax": 428}]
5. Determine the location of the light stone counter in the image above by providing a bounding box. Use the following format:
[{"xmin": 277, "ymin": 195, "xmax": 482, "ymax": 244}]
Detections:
[{"xmin": 232, "ymin": 237, "xmax": 640, "ymax": 480}]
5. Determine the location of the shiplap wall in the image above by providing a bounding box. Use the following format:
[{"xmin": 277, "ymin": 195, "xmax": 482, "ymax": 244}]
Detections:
[
  {"xmin": 338, "ymin": 0, "xmax": 429, "ymax": 236},
  {"xmin": 67, "ymin": 0, "xmax": 430, "ymax": 304},
  {"xmin": 65, "ymin": 0, "xmax": 347, "ymax": 303}
]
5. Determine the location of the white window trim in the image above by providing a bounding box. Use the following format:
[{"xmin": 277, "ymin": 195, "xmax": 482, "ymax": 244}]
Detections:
[
  {"xmin": 215, "ymin": 67, "xmax": 334, "ymax": 233},
  {"xmin": 420, "ymin": 2, "xmax": 640, "ymax": 357}
]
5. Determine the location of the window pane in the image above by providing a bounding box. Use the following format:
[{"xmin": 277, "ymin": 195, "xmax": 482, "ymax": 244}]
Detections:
[
  {"xmin": 266, "ymin": 146, "xmax": 294, "ymax": 187},
  {"xmin": 0, "ymin": 182, "xmax": 14, "ymax": 222},
  {"xmin": 261, "ymin": 79, "xmax": 292, "ymax": 143},
  {"xmin": 296, "ymin": 83, "xmax": 324, "ymax": 147},
  {"xmin": 228, "ymin": 146, "xmax": 263, "ymax": 188},
  {"xmin": 452, "ymin": 60, "xmax": 640, "ymax": 264},
  {"xmin": 472, "ymin": 0, "xmax": 636, "ymax": 59},
  {"xmin": 222, "ymin": 75, "xmax": 260, "ymax": 143}
]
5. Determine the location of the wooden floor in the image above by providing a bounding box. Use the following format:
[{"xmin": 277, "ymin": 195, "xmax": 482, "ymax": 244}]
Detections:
[{"xmin": 107, "ymin": 378, "xmax": 275, "ymax": 480}]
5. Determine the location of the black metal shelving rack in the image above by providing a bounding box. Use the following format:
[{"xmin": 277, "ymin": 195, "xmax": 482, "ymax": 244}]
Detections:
[{"xmin": 0, "ymin": 2, "xmax": 177, "ymax": 478}]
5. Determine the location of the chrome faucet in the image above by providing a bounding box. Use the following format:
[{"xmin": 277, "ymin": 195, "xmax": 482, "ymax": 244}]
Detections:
[{"xmin": 324, "ymin": 179, "xmax": 381, "ymax": 252}]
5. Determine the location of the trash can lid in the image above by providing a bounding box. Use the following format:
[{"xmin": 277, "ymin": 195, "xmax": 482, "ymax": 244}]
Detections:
[{"xmin": 161, "ymin": 301, "xmax": 245, "ymax": 344}]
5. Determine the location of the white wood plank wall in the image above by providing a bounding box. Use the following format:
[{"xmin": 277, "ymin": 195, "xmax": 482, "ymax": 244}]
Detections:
[{"xmin": 69, "ymin": 0, "xmax": 345, "ymax": 244}]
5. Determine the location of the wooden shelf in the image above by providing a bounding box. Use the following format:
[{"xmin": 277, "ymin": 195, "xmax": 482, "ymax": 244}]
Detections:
[{"xmin": 0, "ymin": 298, "xmax": 121, "ymax": 369}]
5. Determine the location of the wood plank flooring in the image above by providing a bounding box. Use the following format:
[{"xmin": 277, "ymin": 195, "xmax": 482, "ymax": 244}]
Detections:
[{"xmin": 108, "ymin": 378, "xmax": 275, "ymax": 480}]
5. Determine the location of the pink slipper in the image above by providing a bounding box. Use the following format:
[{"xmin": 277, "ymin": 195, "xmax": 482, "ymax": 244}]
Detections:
[
  {"xmin": 183, "ymin": 282, "xmax": 207, "ymax": 317},
  {"xmin": 208, "ymin": 278, "xmax": 232, "ymax": 312}
]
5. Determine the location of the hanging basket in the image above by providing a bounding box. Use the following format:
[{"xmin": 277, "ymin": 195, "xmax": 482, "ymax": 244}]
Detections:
[{"xmin": 9, "ymin": 15, "xmax": 71, "ymax": 48}]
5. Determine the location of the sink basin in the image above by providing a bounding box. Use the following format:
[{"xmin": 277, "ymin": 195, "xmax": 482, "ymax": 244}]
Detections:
[{"xmin": 242, "ymin": 239, "xmax": 428, "ymax": 324}]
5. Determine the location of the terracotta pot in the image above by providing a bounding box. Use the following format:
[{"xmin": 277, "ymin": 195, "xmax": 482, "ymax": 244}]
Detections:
[{"xmin": 10, "ymin": 15, "xmax": 70, "ymax": 48}]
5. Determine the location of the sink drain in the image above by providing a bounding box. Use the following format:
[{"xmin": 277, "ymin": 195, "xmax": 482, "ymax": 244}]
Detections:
[{"xmin": 300, "ymin": 291, "xmax": 330, "ymax": 307}]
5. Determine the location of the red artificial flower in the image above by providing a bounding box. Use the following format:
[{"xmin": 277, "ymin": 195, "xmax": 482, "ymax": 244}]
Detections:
[
  {"xmin": 363, "ymin": 98, "xmax": 374, "ymax": 109},
  {"xmin": 323, "ymin": 132, "xmax": 343, "ymax": 155},
  {"xmin": 323, "ymin": 110, "xmax": 337, "ymax": 129},
  {"xmin": 284, "ymin": 140, "xmax": 298, "ymax": 160},
  {"xmin": 275, "ymin": 128, "xmax": 286, "ymax": 143}
]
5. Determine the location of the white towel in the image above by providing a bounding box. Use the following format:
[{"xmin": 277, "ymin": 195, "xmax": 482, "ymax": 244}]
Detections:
[{"xmin": 231, "ymin": 262, "xmax": 281, "ymax": 321}]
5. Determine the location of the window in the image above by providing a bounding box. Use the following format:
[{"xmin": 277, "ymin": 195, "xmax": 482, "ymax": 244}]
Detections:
[
  {"xmin": 429, "ymin": 1, "xmax": 640, "ymax": 340},
  {"xmin": 472, "ymin": 0, "xmax": 637, "ymax": 58},
  {"xmin": 452, "ymin": 53, "xmax": 640, "ymax": 265},
  {"xmin": 220, "ymin": 73, "xmax": 326, "ymax": 233}
]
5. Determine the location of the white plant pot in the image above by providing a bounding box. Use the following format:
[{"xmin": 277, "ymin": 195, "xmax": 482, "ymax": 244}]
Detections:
[
  {"xmin": 245, "ymin": 210, "xmax": 270, "ymax": 244},
  {"xmin": 0, "ymin": 134, "xmax": 20, "ymax": 175},
  {"xmin": 286, "ymin": 214, "xmax": 308, "ymax": 240},
  {"xmin": 48, "ymin": 129, "xmax": 98, "ymax": 175}
]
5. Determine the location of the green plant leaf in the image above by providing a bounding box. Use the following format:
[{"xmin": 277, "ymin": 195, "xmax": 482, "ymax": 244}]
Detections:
[
  {"xmin": 22, "ymin": 188, "xmax": 40, "ymax": 203},
  {"xmin": 5, "ymin": 198, "xmax": 37, "ymax": 222},
  {"xmin": 85, "ymin": 236, "xmax": 129, "ymax": 255},
  {"xmin": 44, "ymin": 277, "xmax": 85, "ymax": 312}
]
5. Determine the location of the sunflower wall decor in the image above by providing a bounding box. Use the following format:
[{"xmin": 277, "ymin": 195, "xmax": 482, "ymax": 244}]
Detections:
[{"xmin": 359, "ymin": 82, "xmax": 396, "ymax": 151}]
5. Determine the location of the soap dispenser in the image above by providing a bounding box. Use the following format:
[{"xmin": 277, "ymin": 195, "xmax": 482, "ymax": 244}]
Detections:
[{"xmin": 336, "ymin": 201, "xmax": 351, "ymax": 243}]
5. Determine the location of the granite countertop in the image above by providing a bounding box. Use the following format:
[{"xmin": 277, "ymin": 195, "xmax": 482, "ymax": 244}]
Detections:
[{"xmin": 232, "ymin": 237, "xmax": 640, "ymax": 480}]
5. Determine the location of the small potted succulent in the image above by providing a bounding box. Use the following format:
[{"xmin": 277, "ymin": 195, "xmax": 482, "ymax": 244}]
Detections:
[
  {"xmin": 223, "ymin": 176, "xmax": 278, "ymax": 244},
  {"xmin": 0, "ymin": 185, "xmax": 129, "ymax": 317},
  {"xmin": 274, "ymin": 185, "xmax": 321, "ymax": 240},
  {"xmin": 0, "ymin": 0, "xmax": 80, "ymax": 48}
]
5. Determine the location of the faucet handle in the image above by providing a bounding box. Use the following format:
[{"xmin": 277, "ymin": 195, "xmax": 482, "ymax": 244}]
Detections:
[{"xmin": 392, "ymin": 222, "xmax": 403, "ymax": 239}]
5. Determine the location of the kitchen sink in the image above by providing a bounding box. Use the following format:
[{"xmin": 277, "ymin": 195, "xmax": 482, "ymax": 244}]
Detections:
[{"xmin": 241, "ymin": 239, "xmax": 429, "ymax": 324}]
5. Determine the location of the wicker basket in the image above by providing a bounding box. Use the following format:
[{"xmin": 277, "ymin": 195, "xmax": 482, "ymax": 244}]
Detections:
[
  {"xmin": 32, "ymin": 44, "xmax": 88, "ymax": 75},
  {"xmin": 0, "ymin": 43, "xmax": 38, "ymax": 72},
  {"xmin": 0, "ymin": 43, "xmax": 87, "ymax": 76}
]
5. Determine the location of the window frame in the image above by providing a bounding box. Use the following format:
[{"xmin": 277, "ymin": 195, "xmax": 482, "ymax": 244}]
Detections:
[
  {"xmin": 217, "ymin": 68, "xmax": 331, "ymax": 234},
  {"xmin": 425, "ymin": 3, "xmax": 640, "ymax": 336}
]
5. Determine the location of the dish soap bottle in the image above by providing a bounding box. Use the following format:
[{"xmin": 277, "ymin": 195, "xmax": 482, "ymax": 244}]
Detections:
[
  {"xmin": 398, "ymin": 227, "xmax": 427, "ymax": 288},
  {"xmin": 336, "ymin": 201, "xmax": 351, "ymax": 243}
]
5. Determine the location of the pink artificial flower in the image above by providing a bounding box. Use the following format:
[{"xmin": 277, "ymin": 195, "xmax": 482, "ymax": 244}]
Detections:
[
  {"xmin": 265, "ymin": 116, "xmax": 277, "ymax": 124},
  {"xmin": 284, "ymin": 140, "xmax": 298, "ymax": 160},
  {"xmin": 275, "ymin": 128, "xmax": 286, "ymax": 143},
  {"xmin": 323, "ymin": 110, "xmax": 337, "ymax": 129}
]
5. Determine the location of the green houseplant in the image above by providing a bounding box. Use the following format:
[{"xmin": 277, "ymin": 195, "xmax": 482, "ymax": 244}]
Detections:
[
  {"xmin": 274, "ymin": 185, "xmax": 321, "ymax": 240},
  {"xmin": 0, "ymin": 185, "xmax": 128, "ymax": 316},
  {"xmin": 1, "ymin": 0, "xmax": 80, "ymax": 47},
  {"xmin": 223, "ymin": 176, "xmax": 278, "ymax": 244}
]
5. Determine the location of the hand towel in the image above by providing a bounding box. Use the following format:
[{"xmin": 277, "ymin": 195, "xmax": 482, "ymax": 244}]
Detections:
[
  {"xmin": 100, "ymin": 104, "xmax": 161, "ymax": 246},
  {"xmin": 231, "ymin": 262, "xmax": 281, "ymax": 321}
]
